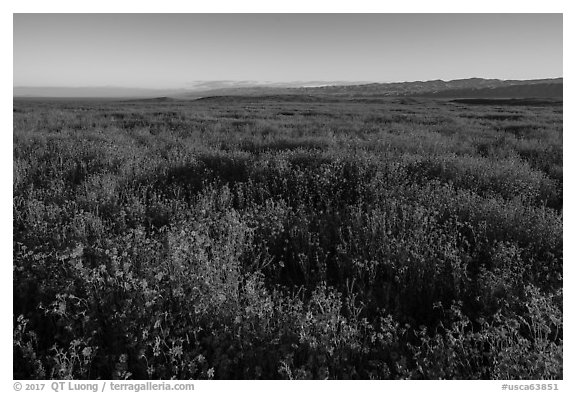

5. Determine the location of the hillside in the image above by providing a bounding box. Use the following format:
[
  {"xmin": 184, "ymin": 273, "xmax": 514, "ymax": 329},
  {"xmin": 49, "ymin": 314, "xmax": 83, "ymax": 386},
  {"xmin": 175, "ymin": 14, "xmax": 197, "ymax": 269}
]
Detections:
[
  {"xmin": 14, "ymin": 78, "xmax": 563, "ymax": 101},
  {"xmin": 178, "ymin": 77, "xmax": 563, "ymax": 100},
  {"xmin": 419, "ymin": 82, "xmax": 562, "ymax": 99}
]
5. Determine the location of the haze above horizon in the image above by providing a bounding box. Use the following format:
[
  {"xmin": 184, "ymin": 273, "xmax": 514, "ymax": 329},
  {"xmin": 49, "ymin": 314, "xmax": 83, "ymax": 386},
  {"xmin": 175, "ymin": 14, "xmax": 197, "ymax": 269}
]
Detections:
[{"xmin": 14, "ymin": 14, "xmax": 562, "ymax": 89}]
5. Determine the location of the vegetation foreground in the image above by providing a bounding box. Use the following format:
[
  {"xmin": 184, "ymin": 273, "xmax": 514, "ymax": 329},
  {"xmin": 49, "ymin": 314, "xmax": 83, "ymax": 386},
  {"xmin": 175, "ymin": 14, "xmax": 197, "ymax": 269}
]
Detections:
[{"xmin": 13, "ymin": 97, "xmax": 563, "ymax": 379}]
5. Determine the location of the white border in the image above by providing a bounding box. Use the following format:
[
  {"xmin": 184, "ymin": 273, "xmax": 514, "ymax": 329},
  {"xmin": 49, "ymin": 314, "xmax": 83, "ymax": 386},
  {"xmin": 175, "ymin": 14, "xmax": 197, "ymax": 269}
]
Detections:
[{"xmin": 4, "ymin": 2, "xmax": 572, "ymax": 392}]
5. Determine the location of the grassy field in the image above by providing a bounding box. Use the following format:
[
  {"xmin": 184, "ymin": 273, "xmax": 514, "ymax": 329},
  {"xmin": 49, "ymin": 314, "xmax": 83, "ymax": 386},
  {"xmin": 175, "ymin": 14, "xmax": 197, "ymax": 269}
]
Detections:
[{"xmin": 13, "ymin": 96, "xmax": 562, "ymax": 379}]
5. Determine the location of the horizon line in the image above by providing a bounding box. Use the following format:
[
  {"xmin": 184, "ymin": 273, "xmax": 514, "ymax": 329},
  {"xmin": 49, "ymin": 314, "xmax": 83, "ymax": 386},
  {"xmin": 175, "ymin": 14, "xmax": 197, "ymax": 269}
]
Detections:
[{"xmin": 13, "ymin": 76, "xmax": 564, "ymax": 91}]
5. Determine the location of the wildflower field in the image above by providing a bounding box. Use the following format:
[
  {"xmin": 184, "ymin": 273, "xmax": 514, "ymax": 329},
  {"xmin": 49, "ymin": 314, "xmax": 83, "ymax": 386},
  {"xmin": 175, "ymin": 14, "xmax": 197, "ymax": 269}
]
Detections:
[{"xmin": 13, "ymin": 96, "xmax": 563, "ymax": 379}]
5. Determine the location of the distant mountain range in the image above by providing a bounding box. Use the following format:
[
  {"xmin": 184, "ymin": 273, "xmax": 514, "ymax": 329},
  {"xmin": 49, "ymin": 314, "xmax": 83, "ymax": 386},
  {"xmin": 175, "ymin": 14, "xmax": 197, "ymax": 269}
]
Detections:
[
  {"xmin": 178, "ymin": 78, "xmax": 562, "ymax": 100},
  {"xmin": 14, "ymin": 77, "xmax": 562, "ymax": 100},
  {"xmin": 292, "ymin": 77, "xmax": 563, "ymax": 98}
]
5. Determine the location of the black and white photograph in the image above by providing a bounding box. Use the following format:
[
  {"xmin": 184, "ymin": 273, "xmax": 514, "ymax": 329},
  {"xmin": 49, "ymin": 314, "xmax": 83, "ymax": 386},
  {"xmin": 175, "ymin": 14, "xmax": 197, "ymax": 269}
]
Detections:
[{"xmin": 11, "ymin": 8, "xmax": 566, "ymax": 384}]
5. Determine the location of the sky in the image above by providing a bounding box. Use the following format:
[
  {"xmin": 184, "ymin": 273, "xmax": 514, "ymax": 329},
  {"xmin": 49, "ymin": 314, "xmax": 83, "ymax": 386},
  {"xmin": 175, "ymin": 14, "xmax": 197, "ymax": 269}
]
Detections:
[{"xmin": 13, "ymin": 13, "xmax": 563, "ymax": 88}]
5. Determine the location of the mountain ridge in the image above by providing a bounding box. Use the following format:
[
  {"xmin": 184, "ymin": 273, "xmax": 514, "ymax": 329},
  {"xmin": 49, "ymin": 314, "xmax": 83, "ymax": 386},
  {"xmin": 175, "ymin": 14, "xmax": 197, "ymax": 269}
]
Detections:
[
  {"xmin": 176, "ymin": 77, "xmax": 563, "ymax": 99},
  {"xmin": 14, "ymin": 77, "xmax": 563, "ymax": 99}
]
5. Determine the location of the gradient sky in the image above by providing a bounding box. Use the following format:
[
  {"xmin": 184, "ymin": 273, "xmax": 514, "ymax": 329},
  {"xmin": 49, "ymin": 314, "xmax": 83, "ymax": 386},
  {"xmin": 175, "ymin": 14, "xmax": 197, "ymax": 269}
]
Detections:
[{"xmin": 13, "ymin": 14, "xmax": 563, "ymax": 88}]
